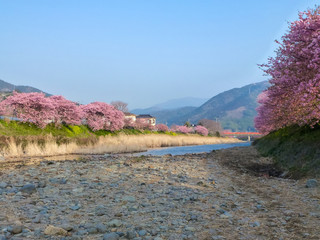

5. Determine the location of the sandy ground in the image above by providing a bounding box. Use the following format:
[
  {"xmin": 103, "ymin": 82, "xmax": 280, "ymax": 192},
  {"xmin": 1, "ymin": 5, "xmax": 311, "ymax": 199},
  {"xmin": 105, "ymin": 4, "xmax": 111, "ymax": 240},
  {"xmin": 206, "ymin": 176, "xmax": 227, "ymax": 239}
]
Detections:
[{"xmin": 0, "ymin": 146, "xmax": 319, "ymax": 240}]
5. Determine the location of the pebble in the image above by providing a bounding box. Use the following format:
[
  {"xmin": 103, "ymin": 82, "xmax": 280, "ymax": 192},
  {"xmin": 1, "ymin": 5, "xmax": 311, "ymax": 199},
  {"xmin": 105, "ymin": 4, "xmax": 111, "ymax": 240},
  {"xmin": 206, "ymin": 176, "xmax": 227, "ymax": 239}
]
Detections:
[
  {"xmin": 96, "ymin": 223, "xmax": 107, "ymax": 233},
  {"xmin": 122, "ymin": 196, "xmax": 136, "ymax": 203},
  {"xmin": 44, "ymin": 225, "xmax": 68, "ymax": 236},
  {"xmin": 126, "ymin": 230, "xmax": 137, "ymax": 239},
  {"xmin": 20, "ymin": 184, "xmax": 36, "ymax": 194},
  {"xmin": 107, "ymin": 219, "xmax": 123, "ymax": 227},
  {"xmin": 11, "ymin": 225, "xmax": 23, "ymax": 234},
  {"xmin": 95, "ymin": 205, "xmax": 108, "ymax": 216},
  {"xmin": 306, "ymin": 179, "xmax": 318, "ymax": 188},
  {"xmin": 103, "ymin": 232, "xmax": 120, "ymax": 240},
  {"xmin": 138, "ymin": 230, "xmax": 147, "ymax": 236}
]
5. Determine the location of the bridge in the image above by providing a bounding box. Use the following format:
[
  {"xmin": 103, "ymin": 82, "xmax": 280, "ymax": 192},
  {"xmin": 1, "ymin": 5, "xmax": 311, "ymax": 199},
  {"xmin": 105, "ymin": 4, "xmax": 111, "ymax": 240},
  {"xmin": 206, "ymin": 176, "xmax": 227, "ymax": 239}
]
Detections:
[{"xmin": 222, "ymin": 131, "xmax": 262, "ymax": 141}]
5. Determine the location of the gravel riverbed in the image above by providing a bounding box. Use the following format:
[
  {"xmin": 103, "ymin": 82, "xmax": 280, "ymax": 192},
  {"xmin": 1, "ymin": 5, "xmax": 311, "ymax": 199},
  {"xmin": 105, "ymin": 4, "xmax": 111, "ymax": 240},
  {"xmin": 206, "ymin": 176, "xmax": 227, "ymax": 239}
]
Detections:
[{"xmin": 0, "ymin": 146, "xmax": 319, "ymax": 240}]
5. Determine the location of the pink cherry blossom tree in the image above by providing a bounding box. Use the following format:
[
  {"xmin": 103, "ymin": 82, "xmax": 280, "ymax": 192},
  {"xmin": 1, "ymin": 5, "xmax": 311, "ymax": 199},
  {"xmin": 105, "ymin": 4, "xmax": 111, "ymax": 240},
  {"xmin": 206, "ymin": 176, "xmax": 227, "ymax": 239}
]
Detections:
[
  {"xmin": 81, "ymin": 102, "xmax": 124, "ymax": 131},
  {"xmin": 255, "ymin": 6, "xmax": 320, "ymax": 134},
  {"xmin": 194, "ymin": 125, "xmax": 209, "ymax": 136},
  {"xmin": 176, "ymin": 125, "xmax": 193, "ymax": 134},
  {"xmin": 49, "ymin": 95, "xmax": 83, "ymax": 126},
  {"xmin": 0, "ymin": 92, "xmax": 55, "ymax": 128},
  {"xmin": 155, "ymin": 124, "xmax": 169, "ymax": 132}
]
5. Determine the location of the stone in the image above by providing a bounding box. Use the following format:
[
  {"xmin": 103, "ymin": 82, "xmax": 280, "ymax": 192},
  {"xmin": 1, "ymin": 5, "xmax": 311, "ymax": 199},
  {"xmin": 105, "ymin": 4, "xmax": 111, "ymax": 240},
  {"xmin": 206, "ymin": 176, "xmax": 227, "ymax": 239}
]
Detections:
[
  {"xmin": 138, "ymin": 230, "xmax": 147, "ymax": 236},
  {"xmin": 20, "ymin": 184, "xmax": 36, "ymax": 194},
  {"xmin": 95, "ymin": 205, "xmax": 108, "ymax": 216},
  {"xmin": 0, "ymin": 182, "xmax": 7, "ymax": 188},
  {"xmin": 49, "ymin": 178, "xmax": 67, "ymax": 184},
  {"xmin": 96, "ymin": 223, "xmax": 107, "ymax": 233},
  {"xmin": 44, "ymin": 225, "xmax": 68, "ymax": 236},
  {"xmin": 103, "ymin": 232, "xmax": 120, "ymax": 240},
  {"xmin": 32, "ymin": 215, "xmax": 41, "ymax": 223},
  {"xmin": 122, "ymin": 196, "xmax": 136, "ymax": 203},
  {"xmin": 126, "ymin": 230, "xmax": 137, "ymax": 239},
  {"xmin": 11, "ymin": 225, "xmax": 23, "ymax": 234},
  {"xmin": 185, "ymin": 226, "xmax": 196, "ymax": 231},
  {"xmin": 70, "ymin": 205, "xmax": 81, "ymax": 211},
  {"xmin": 250, "ymin": 221, "xmax": 260, "ymax": 227},
  {"xmin": 38, "ymin": 181, "xmax": 46, "ymax": 188},
  {"xmin": 61, "ymin": 224, "xmax": 73, "ymax": 232},
  {"xmin": 306, "ymin": 179, "xmax": 318, "ymax": 188},
  {"xmin": 107, "ymin": 219, "xmax": 122, "ymax": 227},
  {"xmin": 220, "ymin": 211, "xmax": 232, "ymax": 218},
  {"xmin": 87, "ymin": 227, "xmax": 98, "ymax": 234}
]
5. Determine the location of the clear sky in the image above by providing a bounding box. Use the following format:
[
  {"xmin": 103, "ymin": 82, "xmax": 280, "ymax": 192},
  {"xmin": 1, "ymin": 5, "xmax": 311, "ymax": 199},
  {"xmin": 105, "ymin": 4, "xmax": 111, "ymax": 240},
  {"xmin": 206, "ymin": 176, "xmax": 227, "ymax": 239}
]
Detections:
[{"xmin": 0, "ymin": 0, "xmax": 318, "ymax": 109}]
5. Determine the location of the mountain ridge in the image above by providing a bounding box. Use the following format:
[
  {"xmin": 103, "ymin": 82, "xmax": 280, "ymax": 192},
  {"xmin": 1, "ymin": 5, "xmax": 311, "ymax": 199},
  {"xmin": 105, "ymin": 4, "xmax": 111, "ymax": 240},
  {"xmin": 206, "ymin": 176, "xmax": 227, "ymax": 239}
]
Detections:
[
  {"xmin": 0, "ymin": 79, "xmax": 50, "ymax": 96},
  {"xmin": 133, "ymin": 81, "xmax": 270, "ymax": 131}
]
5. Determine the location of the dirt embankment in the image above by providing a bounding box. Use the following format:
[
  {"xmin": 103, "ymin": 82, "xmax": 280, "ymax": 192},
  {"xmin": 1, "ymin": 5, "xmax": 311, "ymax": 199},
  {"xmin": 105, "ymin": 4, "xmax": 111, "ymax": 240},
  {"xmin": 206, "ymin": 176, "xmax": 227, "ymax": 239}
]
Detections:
[{"xmin": 0, "ymin": 146, "xmax": 319, "ymax": 239}]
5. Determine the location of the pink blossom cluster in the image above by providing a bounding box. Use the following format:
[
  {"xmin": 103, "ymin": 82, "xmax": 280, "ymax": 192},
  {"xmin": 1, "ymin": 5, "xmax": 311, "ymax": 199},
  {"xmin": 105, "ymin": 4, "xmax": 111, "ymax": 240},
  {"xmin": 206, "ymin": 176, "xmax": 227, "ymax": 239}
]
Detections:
[
  {"xmin": 255, "ymin": 7, "xmax": 320, "ymax": 134},
  {"xmin": 172, "ymin": 125, "xmax": 193, "ymax": 134},
  {"xmin": 194, "ymin": 125, "xmax": 209, "ymax": 136},
  {"xmin": 81, "ymin": 102, "xmax": 124, "ymax": 131},
  {"xmin": 0, "ymin": 92, "xmax": 124, "ymax": 130},
  {"xmin": 155, "ymin": 124, "xmax": 169, "ymax": 132}
]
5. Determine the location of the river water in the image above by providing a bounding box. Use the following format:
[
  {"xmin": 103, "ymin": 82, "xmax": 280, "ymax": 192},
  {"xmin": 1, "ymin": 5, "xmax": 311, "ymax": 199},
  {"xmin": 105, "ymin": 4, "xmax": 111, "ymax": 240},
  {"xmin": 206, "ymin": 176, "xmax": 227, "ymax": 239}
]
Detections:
[{"xmin": 134, "ymin": 142, "xmax": 251, "ymax": 156}]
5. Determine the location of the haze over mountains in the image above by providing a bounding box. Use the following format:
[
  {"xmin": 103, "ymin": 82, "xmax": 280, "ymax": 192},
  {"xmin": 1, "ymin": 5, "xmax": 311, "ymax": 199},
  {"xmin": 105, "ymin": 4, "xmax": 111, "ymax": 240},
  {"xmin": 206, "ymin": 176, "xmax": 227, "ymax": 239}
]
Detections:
[
  {"xmin": 132, "ymin": 97, "xmax": 208, "ymax": 115},
  {"xmin": 133, "ymin": 81, "xmax": 270, "ymax": 131}
]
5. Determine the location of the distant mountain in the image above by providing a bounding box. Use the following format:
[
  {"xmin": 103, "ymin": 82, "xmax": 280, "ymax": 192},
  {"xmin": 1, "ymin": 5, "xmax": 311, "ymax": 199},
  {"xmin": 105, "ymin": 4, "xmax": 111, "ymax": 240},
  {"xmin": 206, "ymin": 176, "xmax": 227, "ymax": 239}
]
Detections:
[
  {"xmin": 184, "ymin": 81, "xmax": 270, "ymax": 131},
  {"xmin": 0, "ymin": 79, "xmax": 50, "ymax": 96},
  {"xmin": 137, "ymin": 81, "xmax": 270, "ymax": 131},
  {"xmin": 131, "ymin": 97, "xmax": 208, "ymax": 114},
  {"xmin": 143, "ymin": 106, "xmax": 197, "ymax": 126},
  {"xmin": 152, "ymin": 97, "xmax": 209, "ymax": 109}
]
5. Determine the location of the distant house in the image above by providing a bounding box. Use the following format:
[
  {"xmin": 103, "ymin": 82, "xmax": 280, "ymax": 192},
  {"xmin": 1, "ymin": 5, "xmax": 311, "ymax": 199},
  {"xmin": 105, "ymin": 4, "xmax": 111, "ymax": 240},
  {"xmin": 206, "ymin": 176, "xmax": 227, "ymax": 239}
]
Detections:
[
  {"xmin": 124, "ymin": 112, "xmax": 137, "ymax": 122},
  {"xmin": 136, "ymin": 114, "xmax": 156, "ymax": 126}
]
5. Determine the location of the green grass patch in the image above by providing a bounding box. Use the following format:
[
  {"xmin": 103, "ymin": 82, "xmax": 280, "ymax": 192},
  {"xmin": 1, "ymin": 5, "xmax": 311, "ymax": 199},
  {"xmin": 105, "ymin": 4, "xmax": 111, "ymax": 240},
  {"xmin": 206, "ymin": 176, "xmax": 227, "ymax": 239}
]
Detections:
[{"xmin": 253, "ymin": 124, "xmax": 320, "ymax": 178}]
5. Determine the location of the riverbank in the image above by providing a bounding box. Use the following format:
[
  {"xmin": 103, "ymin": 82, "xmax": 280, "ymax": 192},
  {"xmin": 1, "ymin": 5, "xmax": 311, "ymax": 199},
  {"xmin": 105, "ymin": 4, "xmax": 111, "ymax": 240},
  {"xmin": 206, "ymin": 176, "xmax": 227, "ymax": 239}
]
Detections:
[
  {"xmin": 0, "ymin": 119, "xmax": 240, "ymax": 157},
  {"xmin": 0, "ymin": 146, "xmax": 318, "ymax": 239},
  {"xmin": 254, "ymin": 125, "xmax": 320, "ymax": 178}
]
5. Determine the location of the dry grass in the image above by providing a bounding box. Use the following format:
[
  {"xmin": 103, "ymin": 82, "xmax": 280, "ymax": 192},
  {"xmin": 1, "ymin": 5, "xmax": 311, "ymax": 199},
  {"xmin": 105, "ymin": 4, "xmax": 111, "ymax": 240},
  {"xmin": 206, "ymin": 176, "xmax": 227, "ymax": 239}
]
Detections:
[{"xmin": 0, "ymin": 134, "xmax": 241, "ymax": 157}]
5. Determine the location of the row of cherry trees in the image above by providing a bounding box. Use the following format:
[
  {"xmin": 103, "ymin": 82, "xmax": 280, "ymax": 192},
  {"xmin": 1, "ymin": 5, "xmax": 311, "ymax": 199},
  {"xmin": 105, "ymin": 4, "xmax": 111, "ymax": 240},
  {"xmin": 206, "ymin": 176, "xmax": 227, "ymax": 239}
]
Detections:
[
  {"xmin": 170, "ymin": 125, "xmax": 209, "ymax": 136},
  {"xmin": 255, "ymin": 6, "xmax": 320, "ymax": 134},
  {"xmin": 0, "ymin": 92, "xmax": 124, "ymax": 130},
  {"xmin": 0, "ymin": 92, "xmax": 209, "ymax": 135}
]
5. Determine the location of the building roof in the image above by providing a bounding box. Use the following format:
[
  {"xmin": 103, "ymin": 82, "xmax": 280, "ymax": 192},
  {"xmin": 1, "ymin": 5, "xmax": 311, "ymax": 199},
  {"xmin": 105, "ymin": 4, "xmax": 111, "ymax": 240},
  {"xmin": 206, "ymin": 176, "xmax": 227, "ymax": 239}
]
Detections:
[
  {"xmin": 124, "ymin": 112, "xmax": 136, "ymax": 116},
  {"xmin": 137, "ymin": 114, "xmax": 155, "ymax": 119}
]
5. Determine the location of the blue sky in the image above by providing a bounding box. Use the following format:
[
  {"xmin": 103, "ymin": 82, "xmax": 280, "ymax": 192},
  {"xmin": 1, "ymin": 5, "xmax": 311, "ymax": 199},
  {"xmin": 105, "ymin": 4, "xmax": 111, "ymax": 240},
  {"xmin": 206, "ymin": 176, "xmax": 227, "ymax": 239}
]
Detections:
[{"xmin": 0, "ymin": 0, "xmax": 318, "ymax": 109}]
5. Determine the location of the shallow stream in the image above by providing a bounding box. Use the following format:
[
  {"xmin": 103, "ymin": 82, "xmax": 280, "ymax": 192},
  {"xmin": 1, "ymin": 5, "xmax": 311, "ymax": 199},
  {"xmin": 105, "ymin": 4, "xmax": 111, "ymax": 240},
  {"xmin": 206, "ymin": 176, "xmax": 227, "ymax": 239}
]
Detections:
[{"xmin": 134, "ymin": 141, "xmax": 251, "ymax": 156}]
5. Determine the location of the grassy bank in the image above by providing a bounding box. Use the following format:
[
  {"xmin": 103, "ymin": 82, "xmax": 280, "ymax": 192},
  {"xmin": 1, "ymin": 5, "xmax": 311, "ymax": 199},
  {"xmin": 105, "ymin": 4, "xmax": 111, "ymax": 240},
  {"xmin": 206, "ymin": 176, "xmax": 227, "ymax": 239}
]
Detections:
[
  {"xmin": 253, "ymin": 125, "xmax": 320, "ymax": 178},
  {"xmin": 0, "ymin": 120, "xmax": 240, "ymax": 157}
]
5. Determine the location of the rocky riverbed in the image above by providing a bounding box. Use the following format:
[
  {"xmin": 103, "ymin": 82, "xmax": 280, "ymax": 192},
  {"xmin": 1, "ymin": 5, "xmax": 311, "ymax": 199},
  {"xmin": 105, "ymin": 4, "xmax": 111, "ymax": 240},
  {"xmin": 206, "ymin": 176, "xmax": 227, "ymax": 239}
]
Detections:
[{"xmin": 0, "ymin": 146, "xmax": 319, "ymax": 240}]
